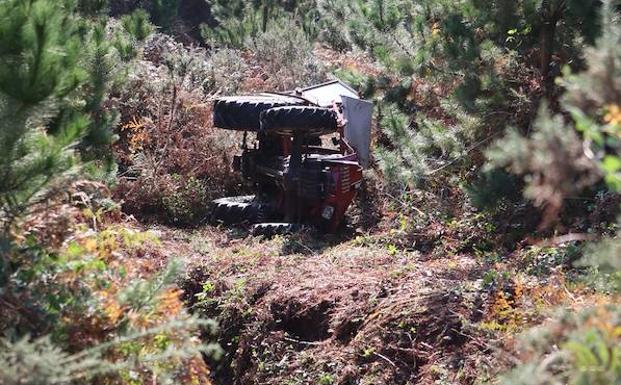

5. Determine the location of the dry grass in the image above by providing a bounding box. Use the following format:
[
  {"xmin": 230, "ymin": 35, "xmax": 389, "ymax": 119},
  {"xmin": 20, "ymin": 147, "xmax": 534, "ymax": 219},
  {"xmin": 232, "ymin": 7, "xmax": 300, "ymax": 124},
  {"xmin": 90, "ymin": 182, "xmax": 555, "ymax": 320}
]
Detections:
[
  {"xmin": 136, "ymin": 221, "xmax": 597, "ymax": 385},
  {"xmin": 113, "ymin": 36, "xmax": 244, "ymax": 225}
]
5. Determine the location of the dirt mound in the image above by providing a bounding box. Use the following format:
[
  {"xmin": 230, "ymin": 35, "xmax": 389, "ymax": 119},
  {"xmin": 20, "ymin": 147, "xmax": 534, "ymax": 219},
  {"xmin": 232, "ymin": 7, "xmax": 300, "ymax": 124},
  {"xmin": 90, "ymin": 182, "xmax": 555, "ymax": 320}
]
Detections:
[{"xmin": 178, "ymin": 231, "xmax": 497, "ymax": 385}]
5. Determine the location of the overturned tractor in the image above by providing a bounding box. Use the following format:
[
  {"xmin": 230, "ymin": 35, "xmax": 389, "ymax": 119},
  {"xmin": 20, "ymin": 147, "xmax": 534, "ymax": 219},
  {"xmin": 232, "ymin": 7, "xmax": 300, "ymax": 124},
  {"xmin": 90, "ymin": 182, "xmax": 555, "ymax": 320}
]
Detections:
[{"xmin": 209, "ymin": 80, "xmax": 373, "ymax": 235}]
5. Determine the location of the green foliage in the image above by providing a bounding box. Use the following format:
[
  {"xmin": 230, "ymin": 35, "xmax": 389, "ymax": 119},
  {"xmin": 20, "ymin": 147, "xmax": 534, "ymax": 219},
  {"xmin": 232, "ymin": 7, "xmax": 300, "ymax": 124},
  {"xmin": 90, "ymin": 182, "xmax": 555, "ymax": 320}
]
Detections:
[
  {"xmin": 201, "ymin": 0, "xmax": 317, "ymax": 48},
  {"xmin": 80, "ymin": 22, "xmax": 121, "ymax": 165},
  {"xmin": 316, "ymin": 1, "xmax": 537, "ymax": 202},
  {"xmin": 561, "ymin": 3, "xmax": 621, "ymax": 191},
  {"xmin": 201, "ymin": 1, "xmax": 265, "ymax": 48},
  {"xmin": 521, "ymin": 244, "xmax": 583, "ymax": 277},
  {"xmin": 0, "ymin": 0, "xmax": 85, "ymax": 104},
  {"xmin": 120, "ymin": 9, "xmax": 154, "ymax": 42},
  {"xmin": 0, "ymin": 2, "xmax": 218, "ymax": 384},
  {"xmin": 0, "ymin": 0, "xmax": 617, "ymax": 383},
  {"xmin": 207, "ymin": 48, "xmax": 249, "ymax": 94},
  {"xmin": 467, "ymin": 169, "xmax": 523, "ymax": 210},
  {"xmin": 0, "ymin": 0, "xmax": 91, "ymax": 230},
  {"xmin": 317, "ymin": 0, "xmax": 602, "ymax": 81},
  {"xmin": 485, "ymin": 3, "xmax": 620, "ymax": 221},
  {"xmin": 113, "ymin": 9, "xmax": 155, "ymax": 62},
  {"xmin": 0, "ymin": 0, "xmax": 144, "ymax": 229},
  {"xmin": 485, "ymin": 105, "xmax": 599, "ymax": 220},
  {"xmin": 375, "ymin": 104, "xmax": 425, "ymax": 190},
  {"xmin": 500, "ymin": 306, "xmax": 621, "ymax": 385},
  {"xmin": 332, "ymin": 68, "xmax": 377, "ymax": 99},
  {"xmin": 2, "ymin": 220, "xmax": 219, "ymax": 384},
  {"xmin": 318, "ymin": 372, "xmax": 335, "ymax": 385},
  {"xmin": 320, "ymin": 0, "xmax": 439, "ymax": 76},
  {"xmin": 583, "ymin": 236, "xmax": 621, "ymax": 275},
  {"xmin": 375, "ymin": 102, "xmax": 467, "ymax": 192},
  {"xmin": 497, "ymin": 8, "xmax": 621, "ymax": 385},
  {"xmin": 313, "ymin": 0, "xmax": 608, "ymax": 211},
  {"xmin": 244, "ymin": 18, "xmax": 325, "ymax": 89},
  {"xmin": 0, "ymin": 317, "xmax": 218, "ymax": 385},
  {"xmin": 162, "ymin": 176, "xmax": 210, "ymax": 226},
  {"xmin": 579, "ymin": 231, "xmax": 621, "ymax": 292},
  {"xmin": 0, "ymin": 336, "xmax": 104, "ymax": 385}
]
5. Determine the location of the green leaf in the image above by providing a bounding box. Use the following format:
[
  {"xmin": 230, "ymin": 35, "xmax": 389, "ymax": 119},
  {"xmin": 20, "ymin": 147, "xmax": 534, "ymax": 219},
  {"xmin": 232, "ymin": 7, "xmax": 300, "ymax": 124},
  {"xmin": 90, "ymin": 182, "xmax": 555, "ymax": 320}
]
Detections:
[{"xmin": 602, "ymin": 156, "xmax": 621, "ymax": 173}]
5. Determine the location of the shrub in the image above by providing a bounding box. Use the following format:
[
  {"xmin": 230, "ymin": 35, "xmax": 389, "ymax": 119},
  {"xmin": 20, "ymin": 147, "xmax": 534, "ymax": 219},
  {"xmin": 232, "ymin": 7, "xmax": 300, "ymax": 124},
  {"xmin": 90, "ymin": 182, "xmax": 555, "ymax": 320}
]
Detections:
[
  {"xmin": 244, "ymin": 18, "xmax": 326, "ymax": 90},
  {"xmin": 0, "ymin": 3, "xmax": 219, "ymax": 384},
  {"xmin": 201, "ymin": 0, "xmax": 318, "ymax": 49},
  {"xmin": 375, "ymin": 101, "xmax": 467, "ymax": 194},
  {"xmin": 485, "ymin": 106, "xmax": 601, "ymax": 226},
  {"xmin": 561, "ymin": 6, "xmax": 621, "ymax": 192},
  {"xmin": 1, "ymin": 165, "xmax": 218, "ymax": 384},
  {"xmin": 500, "ymin": 306, "xmax": 621, "ymax": 385},
  {"xmin": 162, "ymin": 176, "xmax": 211, "ymax": 226},
  {"xmin": 0, "ymin": 0, "xmax": 114, "ymax": 232},
  {"xmin": 200, "ymin": 1, "xmax": 326, "ymax": 91},
  {"xmin": 485, "ymin": 2, "xmax": 620, "ymax": 226},
  {"xmin": 120, "ymin": 9, "xmax": 154, "ymax": 42},
  {"xmin": 208, "ymin": 48, "xmax": 249, "ymax": 94},
  {"xmin": 113, "ymin": 38, "xmax": 242, "ymax": 225},
  {"xmin": 498, "ymin": 6, "xmax": 621, "ymax": 385}
]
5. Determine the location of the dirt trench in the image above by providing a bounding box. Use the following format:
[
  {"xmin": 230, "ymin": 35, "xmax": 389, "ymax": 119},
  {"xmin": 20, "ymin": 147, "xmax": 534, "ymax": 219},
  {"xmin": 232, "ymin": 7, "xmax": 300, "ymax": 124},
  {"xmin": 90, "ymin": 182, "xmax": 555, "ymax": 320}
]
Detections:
[{"xmin": 172, "ymin": 228, "xmax": 498, "ymax": 385}]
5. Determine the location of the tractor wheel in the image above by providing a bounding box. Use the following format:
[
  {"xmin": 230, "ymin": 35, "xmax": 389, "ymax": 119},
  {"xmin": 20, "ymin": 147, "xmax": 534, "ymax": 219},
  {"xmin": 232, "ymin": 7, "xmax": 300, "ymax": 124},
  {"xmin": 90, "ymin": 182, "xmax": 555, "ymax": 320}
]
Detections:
[
  {"xmin": 209, "ymin": 195, "xmax": 259, "ymax": 225},
  {"xmin": 251, "ymin": 223, "xmax": 306, "ymax": 237},
  {"xmin": 213, "ymin": 95, "xmax": 306, "ymax": 131},
  {"xmin": 260, "ymin": 106, "xmax": 338, "ymax": 136}
]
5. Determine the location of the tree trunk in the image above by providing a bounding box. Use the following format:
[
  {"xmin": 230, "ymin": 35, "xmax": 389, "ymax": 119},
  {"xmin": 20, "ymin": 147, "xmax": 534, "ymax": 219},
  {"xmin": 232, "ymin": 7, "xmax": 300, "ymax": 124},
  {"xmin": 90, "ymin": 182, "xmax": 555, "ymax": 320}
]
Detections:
[
  {"xmin": 540, "ymin": 19, "xmax": 557, "ymax": 80},
  {"xmin": 262, "ymin": 5, "xmax": 269, "ymax": 33},
  {"xmin": 539, "ymin": 0, "xmax": 566, "ymax": 82}
]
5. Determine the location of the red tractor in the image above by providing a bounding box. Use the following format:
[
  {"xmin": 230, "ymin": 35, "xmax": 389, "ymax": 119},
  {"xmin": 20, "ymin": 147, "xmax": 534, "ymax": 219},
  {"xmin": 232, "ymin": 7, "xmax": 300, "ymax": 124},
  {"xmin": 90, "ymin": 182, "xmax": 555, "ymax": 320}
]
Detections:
[{"xmin": 209, "ymin": 80, "xmax": 373, "ymax": 236}]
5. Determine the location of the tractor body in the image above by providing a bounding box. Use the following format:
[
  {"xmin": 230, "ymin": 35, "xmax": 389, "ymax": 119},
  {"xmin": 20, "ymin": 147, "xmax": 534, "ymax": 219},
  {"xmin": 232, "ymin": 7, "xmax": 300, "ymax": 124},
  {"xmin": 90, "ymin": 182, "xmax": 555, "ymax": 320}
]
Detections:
[{"xmin": 210, "ymin": 80, "xmax": 373, "ymax": 235}]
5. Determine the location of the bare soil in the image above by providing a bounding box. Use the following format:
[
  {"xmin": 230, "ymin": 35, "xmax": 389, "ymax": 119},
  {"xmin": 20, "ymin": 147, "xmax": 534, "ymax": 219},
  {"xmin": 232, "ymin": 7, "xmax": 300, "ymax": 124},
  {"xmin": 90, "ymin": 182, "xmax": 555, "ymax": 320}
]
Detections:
[{"xmin": 148, "ymin": 224, "xmax": 515, "ymax": 385}]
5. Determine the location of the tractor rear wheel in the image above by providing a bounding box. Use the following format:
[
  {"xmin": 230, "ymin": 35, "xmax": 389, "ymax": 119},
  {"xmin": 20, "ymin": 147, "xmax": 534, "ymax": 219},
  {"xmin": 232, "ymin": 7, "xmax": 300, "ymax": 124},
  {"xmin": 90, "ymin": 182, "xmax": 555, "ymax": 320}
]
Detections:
[
  {"xmin": 260, "ymin": 106, "xmax": 338, "ymax": 136},
  {"xmin": 213, "ymin": 95, "xmax": 306, "ymax": 131},
  {"xmin": 209, "ymin": 195, "xmax": 260, "ymax": 225}
]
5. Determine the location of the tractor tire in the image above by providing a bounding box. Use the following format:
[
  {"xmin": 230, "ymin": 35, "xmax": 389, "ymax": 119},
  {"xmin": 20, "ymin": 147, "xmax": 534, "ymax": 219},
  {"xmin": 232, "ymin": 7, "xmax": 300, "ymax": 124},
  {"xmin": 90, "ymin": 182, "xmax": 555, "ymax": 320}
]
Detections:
[
  {"xmin": 251, "ymin": 223, "xmax": 306, "ymax": 237},
  {"xmin": 260, "ymin": 106, "xmax": 338, "ymax": 136},
  {"xmin": 209, "ymin": 195, "xmax": 259, "ymax": 225},
  {"xmin": 213, "ymin": 95, "xmax": 306, "ymax": 131}
]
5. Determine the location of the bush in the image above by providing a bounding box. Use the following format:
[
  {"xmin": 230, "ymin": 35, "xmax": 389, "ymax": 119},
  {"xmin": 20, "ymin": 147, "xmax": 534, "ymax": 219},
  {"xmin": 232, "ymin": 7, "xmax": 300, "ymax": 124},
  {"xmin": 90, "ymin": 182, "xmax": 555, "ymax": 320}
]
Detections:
[
  {"xmin": 500, "ymin": 305, "xmax": 621, "ymax": 385},
  {"xmin": 498, "ymin": 6, "xmax": 621, "ymax": 385},
  {"xmin": 113, "ymin": 37, "xmax": 242, "ymax": 225},
  {"xmin": 485, "ymin": 2, "xmax": 620, "ymax": 226},
  {"xmin": 0, "ymin": 0, "xmax": 117, "ymax": 232},
  {"xmin": 201, "ymin": 0, "xmax": 318, "ymax": 49},
  {"xmin": 120, "ymin": 9, "xmax": 154, "ymax": 42},
  {"xmin": 162, "ymin": 176, "xmax": 211, "ymax": 226},
  {"xmin": 0, "ymin": 3, "xmax": 219, "ymax": 384},
  {"xmin": 485, "ymin": 106, "xmax": 601, "ymax": 226},
  {"xmin": 375, "ymin": 101, "xmax": 467, "ymax": 194},
  {"xmin": 208, "ymin": 48, "xmax": 249, "ymax": 94},
  {"xmin": 244, "ymin": 18, "xmax": 326, "ymax": 90},
  {"xmin": 1, "ymin": 173, "xmax": 217, "ymax": 384}
]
